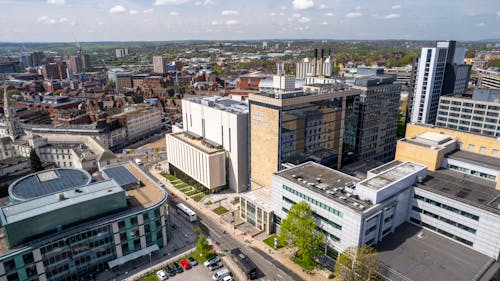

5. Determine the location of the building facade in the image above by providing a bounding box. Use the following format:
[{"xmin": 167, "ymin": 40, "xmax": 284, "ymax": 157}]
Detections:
[
  {"xmin": 152, "ymin": 56, "xmax": 166, "ymax": 74},
  {"xmin": 477, "ymin": 68, "xmax": 500, "ymax": 89},
  {"xmin": 42, "ymin": 63, "xmax": 68, "ymax": 81}
]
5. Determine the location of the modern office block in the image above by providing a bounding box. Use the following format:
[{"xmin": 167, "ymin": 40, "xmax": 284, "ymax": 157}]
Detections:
[
  {"xmin": 477, "ymin": 68, "xmax": 500, "ymax": 89},
  {"xmin": 0, "ymin": 163, "xmax": 169, "ymax": 281},
  {"xmin": 153, "ymin": 56, "xmax": 166, "ymax": 74},
  {"xmin": 436, "ymin": 88, "xmax": 500, "ymax": 137}
]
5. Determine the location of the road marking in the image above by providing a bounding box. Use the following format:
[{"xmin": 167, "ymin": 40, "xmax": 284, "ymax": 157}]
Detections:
[{"xmin": 277, "ymin": 273, "xmax": 282, "ymax": 279}]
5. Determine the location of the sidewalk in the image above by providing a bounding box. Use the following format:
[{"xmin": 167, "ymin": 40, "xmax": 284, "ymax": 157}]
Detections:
[{"xmin": 150, "ymin": 162, "xmax": 331, "ymax": 281}]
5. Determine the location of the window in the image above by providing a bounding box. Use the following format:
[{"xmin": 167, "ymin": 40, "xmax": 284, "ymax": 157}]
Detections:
[
  {"xmin": 414, "ymin": 194, "xmax": 479, "ymax": 221},
  {"xmin": 479, "ymin": 147, "xmax": 486, "ymax": 153},
  {"xmin": 493, "ymin": 149, "xmax": 499, "ymax": 156},
  {"xmin": 468, "ymin": 144, "xmax": 475, "ymax": 151}
]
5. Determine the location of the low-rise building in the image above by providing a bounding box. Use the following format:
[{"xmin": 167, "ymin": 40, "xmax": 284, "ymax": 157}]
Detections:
[{"xmin": 110, "ymin": 106, "xmax": 163, "ymax": 142}]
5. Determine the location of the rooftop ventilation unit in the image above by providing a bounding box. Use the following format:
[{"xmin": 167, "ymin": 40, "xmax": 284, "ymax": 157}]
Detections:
[
  {"xmin": 292, "ymin": 174, "xmax": 297, "ymax": 178},
  {"xmin": 316, "ymin": 177, "xmax": 322, "ymax": 183},
  {"xmin": 346, "ymin": 193, "xmax": 352, "ymax": 198},
  {"xmin": 358, "ymin": 205, "xmax": 365, "ymax": 210},
  {"xmin": 339, "ymin": 196, "xmax": 346, "ymax": 200}
]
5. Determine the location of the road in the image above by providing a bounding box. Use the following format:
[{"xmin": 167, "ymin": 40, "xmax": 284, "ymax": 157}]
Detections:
[{"xmin": 172, "ymin": 198, "xmax": 304, "ymax": 281}]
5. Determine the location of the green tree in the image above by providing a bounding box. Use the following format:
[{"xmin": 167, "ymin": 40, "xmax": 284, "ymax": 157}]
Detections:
[
  {"xmin": 107, "ymin": 80, "xmax": 116, "ymax": 89},
  {"xmin": 334, "ymin": 245, "xmax": 380, "ymax": 281},
  {"xmin": 29, "ymin": 149, "xmax": 43, "ymax": 173},
  {"xmin": 487, "ymin": 59, "xmax": 500, "ymax": 68},
  {"xmin": 195, "ymin": 235, "xmax": 214, "ymax": 262},
  {"xmin": 6, "ymin": 89, "xmax": 20, "ymax": 97},
  {"xmin": 281, "ymin": 201, "xmax": 324, "ymax": 270}
]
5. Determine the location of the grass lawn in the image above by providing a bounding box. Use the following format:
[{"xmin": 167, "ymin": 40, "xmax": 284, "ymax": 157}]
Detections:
[
  {"xmin": 138, "ymin": 272, "xmax": 157, "ymax": 281},
  {"xmin": 192, "ymin": 193, "xmax": 205, "ymax": 202},
  {"xmin": 263, "ymin": 234, "xmax": 287, "ymax": 249},
  {"xmin": 179, "ymin": 186, "xmax": 192, "ymax": 192},
  {"xmin": 212, "ymin": 206, "xmax": 229, "ymax": 215},
  {"xmin": 205, "ymin": 200, "xmax": 213, "ymax": 205},
  {"xmin": 292, "ymin": 256, "xmax": 316, "ymax": 271},
  {"xmin": 174, "ymin": 183, "xmax": 188, "ymax": 189},
  {"xmin": 185, "ymin": 190, "xmax": 199, "ymax": 196},
  {"xmin": 166, "ymin": 175, "xmax": 177, "ymax": 181}
]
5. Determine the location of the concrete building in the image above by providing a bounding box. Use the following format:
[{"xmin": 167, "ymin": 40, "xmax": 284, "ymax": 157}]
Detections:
[
  {"xmin": 436, "ymin": 88, "xmax": 500, "ymax": 137},
  {"xmin": 295, "ymin": 49, "xmax": 334, "ymax": 79},
  {"xmin": 68, "ymin": 55, "xmax": 83, "ymax": 75},
  {"xmin": 115, "ymin": 48, "xmax": 128, "ymax": 58},
  {"xmin": 249, "ymin": 83, "xmax": 361, "ymax": 189},
  {"xmin": 81, "ymin": 54, "xmax": 92, "ymax": 72},
  {"xmin": 0, "ymin": 163, "xmax": 169, "ymax": 281},
  {"xmin": 410, "ymin": 41, "xmax": 470, "ymax": 124},
  {"xmin": 42, "ymin": 63, "xmax": 68, "ymax": 80},
  {"xmin": 166, "ymin": 96, "xmax": 248, "ymax": 192},
  {"xmin": 477, "ymin": 68, "xmax": 500, "ymax": 89},
  {"xmin": 110, "ymin": 105, "xmax": 163, "ymax": 143},
  {"xmin": 115, "ymin": 72, "xmax": 133, "ymax": 92},
  {"xmin": 353, "ymin": 76, "xmax": 401, "ymax": 162},
  {"xmin": 19, "ymin": 52, "xmax": 33, "ymax": 69},
  {"xmin": 153, "ymin": 56, "xmax": 166, "ymax": 74}
]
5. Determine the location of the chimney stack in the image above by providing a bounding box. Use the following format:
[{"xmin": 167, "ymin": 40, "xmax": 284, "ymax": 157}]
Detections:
[
  {"xmin": 320, "ymin": 49, "xmax": 325, "ymax": 76},
  {"xmin": 314, "ymin": 49, "xmax": 318, "ymax": 76}
]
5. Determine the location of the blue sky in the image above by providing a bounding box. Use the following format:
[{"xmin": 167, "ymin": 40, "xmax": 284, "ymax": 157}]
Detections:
[{"xmin": 0, "ymin": 0, "xmax": 499, "ymax": 42}]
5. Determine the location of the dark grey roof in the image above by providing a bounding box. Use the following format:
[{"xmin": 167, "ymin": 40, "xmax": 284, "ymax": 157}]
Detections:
[
  {"xmin": 9, "ymin": 168, "xmax": 92, "ymax": 201},
  {"xmin": 447, "ymin": 150, "xmax": 500, "ymax": 170},
  {"xmin": 102, "ymin": 166, "xmax": 139, "ymax": 188},
  {"xmin": 472, "ymin": 88, "xmax": 500, "ymax": 103}
]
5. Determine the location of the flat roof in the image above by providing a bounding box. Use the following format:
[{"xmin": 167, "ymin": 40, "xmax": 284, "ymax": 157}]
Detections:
[
  {"xmin": 102, "ymin": 166, "xmax": 140, "ymax": 188},
  {"xmin": 360, "ymin": 162, "xmax": 426, "ymax": 191},
  {"xmin": 186, "ymin": 96, "xmax": 248, "ymax": 114},
  {"xmin": 241, "ymin": 187, "xmax": 273, "ymax": 212},
  {"xmin": 376, "ymin": 222, "xmax": 500, "ymax": 281},
  {"xmin": 276, "ymin": 162, "xmax": 371, "ymax": 213},
  {"xmin": 121, "ymin": 163, "xmax": 165, "ymax": 208},
  {"xmin": 416, "ymin": 132, "xmax": 452, "ymax": 145},
  {"xmin": 369, "ymin": 160, "xmax": 403, "ymax": 175},
  {"xmin": 2, "ymin": 179, "xmax": 124, "ymax": 224},
  {"xmin": 447, "ymin": 150, "xmax": 500, "ymax": 171},
  {"xmin": 418, "ymin": 169, "xmax": 500, "ymax": 215},
  {"xmin": 9, "ymin": 168, "xmax": 92, "ymax": 201},
  {"xmin": 169, "ymin": 132, "xmax": 224, "ymax": 154}
]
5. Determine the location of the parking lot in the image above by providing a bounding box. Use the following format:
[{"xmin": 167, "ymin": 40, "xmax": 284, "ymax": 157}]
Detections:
[{"xmin": 157, "ymin": 263, "xmax": 230, "ymax": 281}]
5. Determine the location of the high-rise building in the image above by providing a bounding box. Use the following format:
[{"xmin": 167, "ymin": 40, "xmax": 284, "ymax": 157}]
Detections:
[
  {"xmin": 42, "ymin": 62, "xmax": 68, "ymax": 80},
  {"xmin": 2, "ymin": 89, "xmax": 24, "ymax": 141},
  {"xmin": 295, "ymin": 49, "xmax": 334, "ymax": 79},
  {"xmin": 249, "ymin": 84, "xmax": 360, "ymax": 189},
  {"xmin": 19, "ymin": 52, "xmax": 33, "ymax": 69},
  {"xmin": 115, "ymin": 72, "xmax": 133, "ymax": 92},
  {"xmin": 436, "ymin": 88, "xmax": 500, "ymax": 137},
  {"xmin": 68, "ymin": 55, "xmax": 83, "ymax": 75},
  {"xmin": 115, "ymin": 48, "xmax": 128, "ymax": 58},
  {"xmin": 477, "ymin": 68, "xmax": 500, "ymax": 89},
  {"xmin": 353, "ymin": 76, "xmax": 401, "ymax": 162},
  {"xmin": 262, "ymin": 41, "xmax": 268, "ymax": 49},
  {"xmin": 153, "ymin": 56, "xmax": 166, "ymax": 74},
  {"xmin": 32, "ymin": 51, "xmax": 46, "ymax": 66},
  {"xmin": 409, "ymin": 41, "xmax": 471, "ymax": 124},
  {"xmin": 81, "ymin": 54, "xmax": 92, "ymax": 71}
]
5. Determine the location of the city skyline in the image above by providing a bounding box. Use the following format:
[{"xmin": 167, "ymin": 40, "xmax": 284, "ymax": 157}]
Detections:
[{"xmin": 0, "ymin": 0, "xmax": 499, "ymax": 42}]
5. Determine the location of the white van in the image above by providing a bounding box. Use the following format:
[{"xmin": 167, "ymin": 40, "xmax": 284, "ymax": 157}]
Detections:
[
  {"xmin": 156, "ymin": 270, "xmax": 168, "ymax": 280},
  {"xmin": 212, "ymin": 268, "xmax": 230, "ymax": 281},
  {"xmin": 135, "ymin": 158, "xmax": 143, "ymax": 165}
]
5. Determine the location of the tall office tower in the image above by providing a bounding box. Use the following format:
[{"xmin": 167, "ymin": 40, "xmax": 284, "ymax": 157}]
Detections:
[
  {"xmin": 153, "ymin": 56, "xmax": 166, "ymax": 74},
  {"xmin": 353, "ymin": 76, "xmax": 401, "ymax": 162},
  {"xmin": 262, "ymin": 41, "xmax": 268, "ymax": 49},
  {"xmin": 115, "ymin": 48, "xmax": 128, "ymax": 58},
  {"xmin": 32, "ymin": 51, "xmax": 46, "ymax": 66},
  {"xmin": 410, "ymin": 41, "xmax": 471, "ymax": 124},
  {"xmin": 68, "ymin": 55, "xmax": 83, "ymax": 74},
  {"xmin": 19, "ymin": 52, "xmax": 33, "ymax": 69},
  {"xmin": 249, "ymin": 84, "xmax": 360, "ymax": 189},
  {"xmin": 81, "ymin": 54, "xmax": 92, "ymax": 71},
  {"xmin": 42, "ymin": 62, "xmax": 68, "ymax": 80}
]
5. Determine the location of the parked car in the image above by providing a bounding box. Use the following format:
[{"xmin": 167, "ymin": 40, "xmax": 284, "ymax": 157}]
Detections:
[
  {"xmin": 156, "ymin": 270, "xmax": 168, "ymax": 280},
  {"xmin": 168, "ymin": 192, "xmax": 177, "ymax": 199},
  {"xmin": 173, "ymin": 261, "xmax": 184, "ymax": 273},
  {"xmin": 179, "ymin": 259, "xmax": 191, "ymax": 270},
  {"xmin": 209, "ymin": 262, "xmax": 224, "ymax": 271},
  {"xmin": 212, "ymin": 268, "xmax": 231, "ymax": 281},
  {"xmin": 135, "ymin": 158, "xmax": 143, "ymax": 165},
  {"xmin": 204, "ymin": 256, "xmax": 221, "ymax": 267},
  {"xmin": 187, "ymin": 257, "xmax": 198, "ymax": 266},
  {"xmin": 164, "ymin": 265, "xmax": 176, "ymax": 277},
  {"xmin": 222, "ymin": 276, "xmax": 234, "ymax": 281}
]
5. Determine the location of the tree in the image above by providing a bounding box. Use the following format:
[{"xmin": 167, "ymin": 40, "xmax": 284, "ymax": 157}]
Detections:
[
  {"xmin": 281, "ymin": 201, "xmax": 324, "ymax": 270},
  {"xmin": 334, "ymin": 245, "xmax": 380, "ymax": 281},
  {"xmin": 195, "ymin": 235, "xmax": 213, "ymax": 262},
  {"xmin": 29, "ymin": 149, "xmax": 43, "ymax": 173}
]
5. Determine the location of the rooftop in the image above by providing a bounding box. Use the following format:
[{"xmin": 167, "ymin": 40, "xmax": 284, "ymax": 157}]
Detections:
[
  {"xmin": 418, "ymin": 169, "xmax": 500, "ymax": 215},
  {"xmin": 399, "ymin": 132, "xmax": 457, "ymax": 150},
  {"xmin": 241, "ymin": 187, "xmax": 272, "ymax": 212},
  {"xmin": 169, "ymin": 132, "xmax": 224, "ymax": 154},
  {"xmin": 9, "ymin": 168, "xmax": 92, "ymax": 202},
  {"xmin": 376, "ymin": 222, "xmax": 500, "ymax": 281},
  {"xmin": 187, "ymin": 96, "xmax": 248, "ymax": 114},
  {"xmin": 121, "ymin": 163, "xmax": 166, "ymax": 208},
  {"xmin": 447, "ymin": 150, "xmax": 500, "ymax": 171},
  {"xmin": 360, "ymin": 162, "xmax": 426, "ymax": 191},
  {"xmin": 42, "ymin": 142, "xmax": 96, "ymax": 159},
  {"xmin": 276, "ymin": 161, "xmax": 371, "ymax": 213},
  {"xmin": 102, "ymin": 166, "xmax": 140, "ymax": 188}
]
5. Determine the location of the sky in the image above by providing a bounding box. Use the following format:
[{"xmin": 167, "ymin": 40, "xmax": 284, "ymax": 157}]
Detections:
[{"xmin": 0, "ymin": 0, "xmax": 499, "ymax": 42}]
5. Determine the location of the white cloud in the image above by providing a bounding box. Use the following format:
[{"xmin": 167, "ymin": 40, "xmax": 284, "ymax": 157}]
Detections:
[
  {"xmin": 98, "ymin": 21, "xmax": 104, "ymax": 25},
  {"xmin": 59, "ymin": 17, "xmax": 68, "ymax": 23},
  {"xmin": 392, "ymin": 5, "xmax": 401, "ymax": 10},
  {"xmin": 279, "ymin": 12, "xmax": 284, "ymax": 16},
  {"xmin": 293, "ymin": 0, "xmax": 314, "ymax": 10},
  {"xmin": 298, "ymin": 16, "xmax": 310, "ymax": 23},
  {"xmin": 129, "ymin": 10, "xmax": 138, "ymax": 15},
  {"xmin": 384, "ymin": 13, "xmax": 400, "ymax": 19},
  {"xmin": 170, "ymin": 11, "xmax": 180, "ymax": 16},
  {"xmin": 269, "ymin": 12, "xmax": 277, "ymax": 16},
  {"xmin": 354, "ymin": 5, "xmax": 361, "ymax": 10},
  {"xmin": 477, "ymin": 22, "xmax": 486, "ymax": 27},
  {"xmin": 345, "ymin": 12, "xmax": 362, "ymax": 18},
  {"xmin": 37, "ymin": 16, "xmax": 58, "ymax": 24},
  {"xmin": 47, "ymin": 0, "xmax": 65, "ymax": 4},
  {"xmin": 292, "ymin": 13, "xmax": 301, "ymax": 18},
  {"xmin": 221, "ymin": 10, "xmax": 239, "ymax": 16},
  {"xmin": 155, "ymin": 0, "xmax": 189, "ymax": 6},
  {"xmin": 324, "ymin": 12, "xmax": 334, "ymax": 16},
  {"xmin": 321, "ymin": 21, "xmax": 328, "ymax": 25},
  {"xmin": 109, "ymin": 5, "xmax": 126, "ymax": 14},
  {"xmin": 225, "ymin": 20, "xmax": 239, "ymax": 25},
  {"xmin": 497, "ymin": 11, "xmax": 500, "ymax": 18},
  {"xmin": 211, "ymin": 20, "xmax": 222, "ymax": 25},
  {"xmin": 318, "ymin": 4, "xmax": 327, "ymax": 10},
  {"xmin": 143, "ymin": 8, "xmax": 155, "ymax": 14},
  {"xmin": 195, "ymin": 0, "xmax": 214, "ymax": 6}
]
